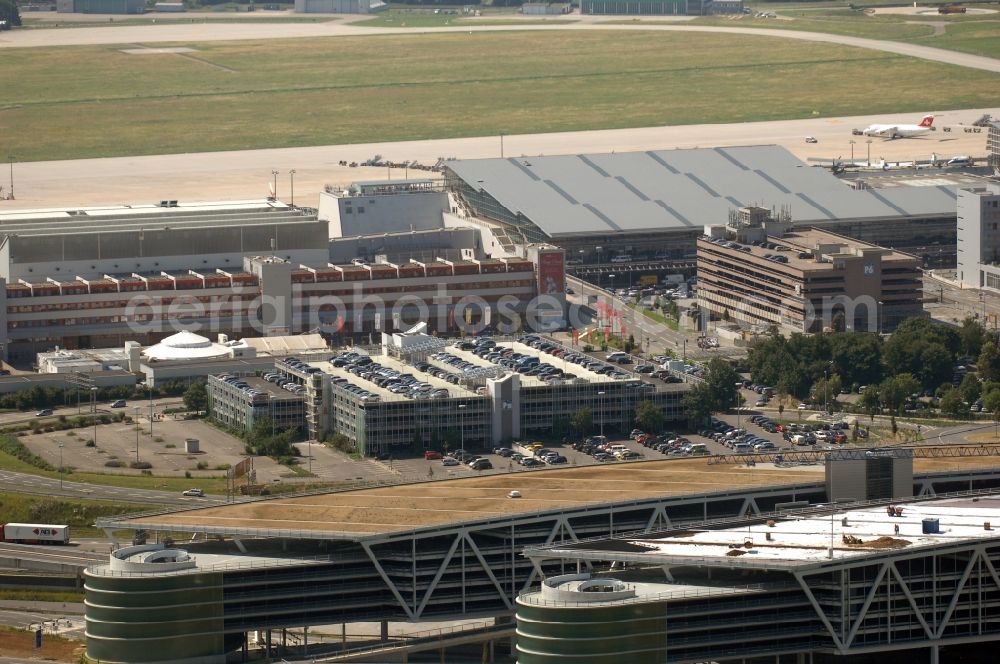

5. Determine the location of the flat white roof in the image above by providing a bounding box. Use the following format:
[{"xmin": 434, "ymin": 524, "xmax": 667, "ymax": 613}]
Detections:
[
  {"xmin": 569, "ymin": 496, "xmax": 1000, "ymax": 568},
  {"xmin": 0, "ymin": 199, "xmax": 290, "ymax": 223}
]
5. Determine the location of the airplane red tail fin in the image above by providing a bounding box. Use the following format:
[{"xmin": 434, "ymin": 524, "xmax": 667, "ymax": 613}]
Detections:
[{"xmin": 919, "ymin": 115, "xmax": 934, "ymax": 127}]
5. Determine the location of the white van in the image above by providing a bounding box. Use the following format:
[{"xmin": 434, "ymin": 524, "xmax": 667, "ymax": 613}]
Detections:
[
  {"xmin": 733, "ymin": 443, "xmax": 752, "ymax": 454},
  {"xmin": 610, "ymin": 254, "xmax": 632, "ymax": 263},
  {"xmin": 607, "ymin": 352, "xmax": 628, "ymax": 362}
]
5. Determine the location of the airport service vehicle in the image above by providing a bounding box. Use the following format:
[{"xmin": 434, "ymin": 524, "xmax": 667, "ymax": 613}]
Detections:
[
  {"xmin": 1, "ymin": 523, "xmax": 70, "ymax": 544},
  {"xmin": 860, "ymin": 115, "xmax": 934, "ymax": 139}
]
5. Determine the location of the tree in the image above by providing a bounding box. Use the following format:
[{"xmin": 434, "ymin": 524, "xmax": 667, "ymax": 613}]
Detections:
[
  {"xmin": 183, "ymin": 379, "xmax": 208, "ymax": 413},
  {"xmin": 958, "ymin": 373, "xmax": 982, "ymax": 405},
  {"xmin": 978, "ymin": 342, "xmax": 1000, "ymax": 383},
  {"xmin": 879, "ymin": 373, "xmax": 920, "ymax": 415},
  {"xmin": 810, "ymin": 374, "xmax": 842, "ymax": 412},
  {"xmin": 703, "ymin": 357, "xmax": 739, "ymax": 412},
  {"xmin": 882, "ymin": 318, "xmax": 958, "ymax": 389},
  {"xmin": 634, "ymin": 400, "xmax": 664, "ymax": 434},
  {"xmin": 681, "ymin": 383, "xmax": 713, "ymax": 428},
  {"xmin": 859, "ymin": 386, "xmax": 881, "ymax": 422},
  {"xmin": 939, "ymin": 388, "xmax": 967, "ymax": 419},
  {"xmin": 959, "ymin": 317, "xmax": 987, "ymax": 358},
  {"xmin": 982, "ymin": 387, "xmax": 1000, "ymax": 438},
  {"xmin": 570, "ymin": 407, "xmax": 593, "ymax": 435},
  {"xmin": 665, "ymin": 300, "xmax": 680, "ymax": 320}
]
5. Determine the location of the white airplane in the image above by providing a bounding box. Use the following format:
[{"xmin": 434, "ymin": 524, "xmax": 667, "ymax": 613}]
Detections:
[{"xmin": 861, "ymin": 114, "xmax": 935, "ymax": 139}]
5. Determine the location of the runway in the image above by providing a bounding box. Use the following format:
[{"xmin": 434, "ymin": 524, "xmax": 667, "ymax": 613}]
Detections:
[{"xmin": 2, "ymin": 107, "xmax": 994, "ymax": 211}]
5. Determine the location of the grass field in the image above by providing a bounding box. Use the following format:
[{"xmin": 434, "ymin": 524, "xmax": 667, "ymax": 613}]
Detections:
[
  {"xmin": 4, "ymin": 30, "xmax": 998, "ymax": 162},
  {"xmin": 0, "ymin": 491, "xmax": 154, "ymax": 537}
]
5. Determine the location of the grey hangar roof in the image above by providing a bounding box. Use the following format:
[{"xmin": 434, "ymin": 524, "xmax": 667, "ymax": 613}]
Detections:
[{"xmin": 446, "ymin": 146, "xmax": 959, "ymax": 237}]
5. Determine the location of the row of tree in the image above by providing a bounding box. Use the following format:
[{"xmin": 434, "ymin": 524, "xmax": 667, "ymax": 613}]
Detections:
[{"xmin": 746, "ymin": 318, "xmax": 987, "ymax": 399}]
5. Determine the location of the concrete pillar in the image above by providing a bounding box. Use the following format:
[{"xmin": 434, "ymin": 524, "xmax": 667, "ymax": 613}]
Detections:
[
  {"xmin": 930, "ymin": 644, "xmax": 939, "ymax": 664},
  {"xmin": 440, "ymin": 648, "xmax": 446, "ymax": 663},
  {"xmin": 342, "ymin": 623, "xmax": 347, "ymax": 650},
  {"xmin": 281, "ymin": 628, "xmax": 286, "ymax": 653},
  {"xmin": 241, "ymin": 632, "xmax": 248, "ymax": 662},
  {"xmin": 304, "ymin": 626, "xmax": 308, "ymax": 655},
  {"xmin": 380, "ymin": 619, "xmax": 389, "ymax": 642},
  {"xmin": 265, "ymin": 629, "xmax": 271, "ymax": 657}
]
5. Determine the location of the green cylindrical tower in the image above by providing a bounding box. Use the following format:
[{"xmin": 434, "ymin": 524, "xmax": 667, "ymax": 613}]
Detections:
[
  {"xmin": 85, "ymin": 545, "xmax": 225, "ymax": 664},
  {"xmin": 516, "ymin": 574, "xmax": 667, "ymax": 664}
]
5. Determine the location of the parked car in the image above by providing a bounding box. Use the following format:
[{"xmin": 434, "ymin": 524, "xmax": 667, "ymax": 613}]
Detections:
[
  {"xmin": 111, "ymin": 399, "xmax": 127, "ymax": 408},
  {"xmin": 423, "ymin": 450, "xmax": 442, "ymax": 460},
  {"xmin": 35, "ymin": 408, "xmax": 53, "ymax": 417},
  {"xmin": 469, "ymin": 458, "xmax": 493, "ymax": 470},
  {"xmin": 182, "ymin": 488, "xmax": 204, "ymax": 497},
  {"xmin": 442, "ymin": 458, "xmax": 460, "ymax": 466}
]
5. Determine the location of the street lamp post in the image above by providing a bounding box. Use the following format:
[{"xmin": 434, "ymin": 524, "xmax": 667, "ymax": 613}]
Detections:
[
  {"xmin": 90, "ymin": 387, "xmax": 98, "ymax": 447},
  {"xmin": 289, "ymin": 170, "xmax": 296, "ymax": 207},
  {"xmin": 607, "ymin": 274, "xmax": 616, "ymax": 335},
  {"xmin": 597, "ymin": 391, "xmax": 605, "ymax": 437},
  {"xmin": 6, "ymin": 154, "xmax": 13, "ymax": 200},
  {"xmin": 595, "ymin": 246, "xmax": 603, "ymax": 287},
  {"xmin": 149, "ymin": 384, "xmax": 154, "ymax": 436},
  {"xmin": 849, "ymin": 140, "xmax": 855, "ymax": 164},
  {"xmin": 500, "ymin": 132, "xmax": 505, "ymax": 159},
  {"xmin": 458, "ymin": 404, "xmax": 466, "ymax": 457},
  {"xmin": 271, "ymin": 169, "xmax": 279, "ymax": 201},
  {"xmin": 134, "ymin": 407, "xmax": 141, "ymax": 464},
  {"xmin": 824, "ymin": 367, "xmax": 830, "ymax": 416},
  {"xmin": 58, "ymin": 443, "xmax": 64, "ymax": 490},
  {"xmin": 866, "ymin": 139, "xmax": 873, "ymax": 167}
]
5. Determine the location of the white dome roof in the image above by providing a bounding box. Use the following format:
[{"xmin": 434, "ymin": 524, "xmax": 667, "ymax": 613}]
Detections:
[{"xmin": 143, "ymin": 331, "xmax": 232, "ymax": 362}]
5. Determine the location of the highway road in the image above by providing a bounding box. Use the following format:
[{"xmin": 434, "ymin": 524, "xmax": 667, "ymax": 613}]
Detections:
[
  {"xmin": 0, "ymin": 397, "xmax": 183, "ymax": 429},
  {"xmin": 0, "ymin": 468, "xmax": 225, "ymax": 507},
  {"xmin": 0, "ymin": 542, "xmax": 105, "ymax": 569},
  {"xmin": 567, "ymin": 275, "xmax": 743, "ymax": 362}
]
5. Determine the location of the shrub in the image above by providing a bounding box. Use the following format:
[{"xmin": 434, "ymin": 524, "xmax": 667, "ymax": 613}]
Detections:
[
  {"xmin": 165, "ymin": 443, "xmax": 176, "ymax": 449},
  {"xmin": 196, "ymin": 461, "xmax": 208, "ymax": 470},
  {"xmin": 129, "ymin": 461, "xmax": 152, "ymax": 470},
  {"xmin": 154, "ymin": 436, "xmax": 164, "ymax": 443},
  {"xmin": 215, "ymin": 463, "xmax": 231, "ymax": 471},
  {"xmin": 85, "ymin": 439, "xmax": 95, "ymax": 447},
  {"xmin": 104, "ymin": 460, "xmax": 124, "ymax": 468},
  {"xmin": 185, "ymin": 470, "xmax": 192, "ymax": 479},
  {"xmin": 141, "ymin": 469, "xmax": 152, "ymax": 476},
  {"xmin": 0, "ymin": 435, "xmax": 54, "ymax": 471}
]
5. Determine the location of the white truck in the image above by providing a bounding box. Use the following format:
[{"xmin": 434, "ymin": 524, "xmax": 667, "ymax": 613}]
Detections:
[{"xmin": 1, "ymin": 523, "xmax": 70, "ymax": 545}]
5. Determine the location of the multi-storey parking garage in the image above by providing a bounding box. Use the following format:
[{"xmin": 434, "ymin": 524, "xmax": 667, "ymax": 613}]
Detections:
[
  {"xmin": 88, "ymin": 457, "xmax": 1000, "ymax": 663},
  {"xmin": 215, "ymin": 331, "xmax": 690, "ymax": 452},
  {"xmin": 520, "ymin": 495, "xmax": 1000, "ymax": 664}
]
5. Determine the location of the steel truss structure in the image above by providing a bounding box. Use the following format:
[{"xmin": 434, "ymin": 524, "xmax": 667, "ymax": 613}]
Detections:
[
  {"xmin": 97, "ymin": 469, "xmax": 1000, "ymax": 620},
  {"xmin": 519, "ymin": 490, "xmax": 1000, "ymax": 664}
]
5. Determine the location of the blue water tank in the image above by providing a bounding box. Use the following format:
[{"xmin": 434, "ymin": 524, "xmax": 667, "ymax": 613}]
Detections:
[{"xmin": 922, "ymin": 518, "xmax": 940, "ymax": 534}]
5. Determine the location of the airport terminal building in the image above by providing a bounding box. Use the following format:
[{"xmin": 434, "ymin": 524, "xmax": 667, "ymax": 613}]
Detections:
[
  {"xmin": 444, "ymin": 146, "xmax": 960, "ymax": 272},
  {"xmin": 697, "ymin": 207, "xmax": 923, "ymax": 333},
  {"xmin": 0, "ymin": 201, "xmax": 568, "ymax": 362}
]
